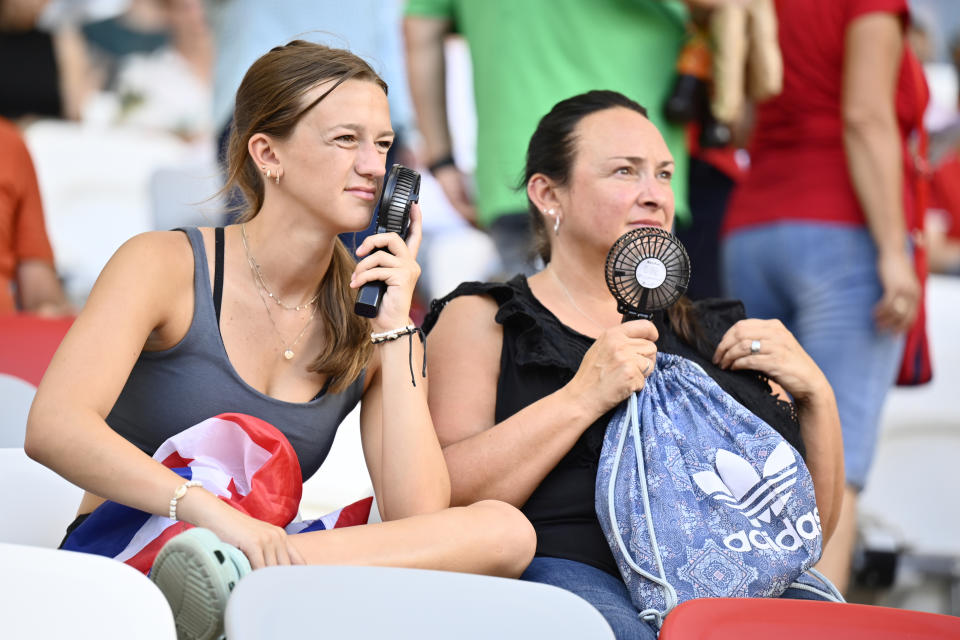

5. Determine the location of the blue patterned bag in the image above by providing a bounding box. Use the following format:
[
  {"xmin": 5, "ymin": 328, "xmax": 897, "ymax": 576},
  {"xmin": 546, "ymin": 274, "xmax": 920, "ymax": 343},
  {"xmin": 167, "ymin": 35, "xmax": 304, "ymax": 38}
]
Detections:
[{"xmin": 595, "ymin": 353, "xmax": 841, "ymax": 628}]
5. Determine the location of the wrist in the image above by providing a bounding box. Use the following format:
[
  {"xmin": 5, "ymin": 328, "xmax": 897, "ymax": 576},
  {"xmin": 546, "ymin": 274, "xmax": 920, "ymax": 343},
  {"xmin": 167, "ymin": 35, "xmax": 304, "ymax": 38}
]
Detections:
[
  {"xmin": 371, "ymin": 321, "xmax": 428, "ymax": 387},
  {"xmin": 168, "ymin": 480, "xmax": 203, "ymax": 521},
  {"xmin": 427, "ymin": 153, "xmax": 456, "ymax": 175},
  {"xmin": 370, "ymin": 323, "xmax": 419, "ymax": 344},
  {"xmin": 172, "ymin": 483, "xmax": 220, "ymax": 526},
  {"xmin": 794, "ymin": 378, "xmax": 835, "ymax": 410},
  {"xmin": 877, "ymin": 246, "xmax": 909, "ymax": 262},
  {"xmin": 554, "ymin": 383, "xmax": 596, "ymax": 427},
  {"xmin": 370, "ymin": 316, "xmax": 414, "ymax": 335},
  {"xmin": 875, "ymin": 235, "xmax": 910, "ymax": 260}
]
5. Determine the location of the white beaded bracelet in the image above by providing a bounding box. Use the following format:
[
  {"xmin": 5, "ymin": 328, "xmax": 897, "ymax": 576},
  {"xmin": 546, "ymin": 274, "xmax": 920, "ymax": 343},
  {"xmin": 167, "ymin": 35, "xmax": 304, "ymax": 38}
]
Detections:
[
  {"xmin": 169, "ymin": 480, "xmax": 203, "ymax": 521},
  {"xmin": 370, "ymin": 324, "xmax": 418, "ymax": 344}
]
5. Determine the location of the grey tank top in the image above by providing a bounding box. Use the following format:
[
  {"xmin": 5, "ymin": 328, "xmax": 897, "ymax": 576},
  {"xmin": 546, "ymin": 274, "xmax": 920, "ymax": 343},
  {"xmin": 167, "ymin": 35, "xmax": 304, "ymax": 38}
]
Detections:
[{"xmin": 107, "ymin": 227, "xmax": 366, "ymax": 480}]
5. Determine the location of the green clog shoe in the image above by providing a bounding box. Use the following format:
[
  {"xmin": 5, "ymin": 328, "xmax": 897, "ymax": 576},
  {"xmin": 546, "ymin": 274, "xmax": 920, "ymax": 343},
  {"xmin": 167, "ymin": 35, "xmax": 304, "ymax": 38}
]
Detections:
[{"xmin": 150, "ymin": 528, "xmax": 251, "ymax": 640}]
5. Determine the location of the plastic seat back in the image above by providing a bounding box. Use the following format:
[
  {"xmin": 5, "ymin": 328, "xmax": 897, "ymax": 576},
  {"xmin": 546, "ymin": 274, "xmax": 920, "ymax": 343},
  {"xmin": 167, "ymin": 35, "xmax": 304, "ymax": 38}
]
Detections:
[
  {"xmin": 0, "ymin": 541, "xmax": 175, "ymax": 639},
  {"xmin": 658, "ymin": 598, "xmax": 960, "ymax": 639},
  {"xmin": 225, "ymin": 565, "xmax": 615, "ymax": 639},
  {"xmin": 0, "ymin": 447, "xmax": 83, "ymax": 547}
]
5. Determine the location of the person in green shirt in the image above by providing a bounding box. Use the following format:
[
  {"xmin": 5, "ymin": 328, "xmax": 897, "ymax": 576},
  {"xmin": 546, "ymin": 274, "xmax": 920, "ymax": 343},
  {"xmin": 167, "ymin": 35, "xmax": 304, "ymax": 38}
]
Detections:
[{"xmin": 405, "ymin": 0, "xmax": 693, "ymax": 278}]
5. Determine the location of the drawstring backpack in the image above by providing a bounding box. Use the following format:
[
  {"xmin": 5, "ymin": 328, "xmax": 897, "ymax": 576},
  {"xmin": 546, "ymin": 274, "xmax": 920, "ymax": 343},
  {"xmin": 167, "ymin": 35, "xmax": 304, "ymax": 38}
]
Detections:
[{"xmin": 595, "ymin": 353, "xmax": 842, "ymax": 629}]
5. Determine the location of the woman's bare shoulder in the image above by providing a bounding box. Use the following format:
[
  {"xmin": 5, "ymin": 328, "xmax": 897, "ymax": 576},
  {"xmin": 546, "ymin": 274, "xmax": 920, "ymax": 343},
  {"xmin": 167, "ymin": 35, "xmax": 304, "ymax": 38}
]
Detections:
[
  {"xmin": 110, "ymin": 229, "xmax": 195, "ymax": 272},
  {"xmin": 85, "ymin": 230, "xmax": 197, "ymax": 334},
  {"xmin": 430, "ymin": 293, "xmax": 501, "ymax": 341}
]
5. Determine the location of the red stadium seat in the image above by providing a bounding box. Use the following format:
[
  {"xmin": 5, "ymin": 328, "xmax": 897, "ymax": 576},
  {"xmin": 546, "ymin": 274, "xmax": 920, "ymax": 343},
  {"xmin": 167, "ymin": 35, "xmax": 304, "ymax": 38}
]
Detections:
[
  {"xmin": 658, "ymin": 598, "xmax": 960, "ymax": 639},
  {"xmin": 0, "ymin": 313, "xmax": 73, "ymax": 386},
  {"xmin": 0, "ymin": 314, "xmax": 73, "ymax": 447}
]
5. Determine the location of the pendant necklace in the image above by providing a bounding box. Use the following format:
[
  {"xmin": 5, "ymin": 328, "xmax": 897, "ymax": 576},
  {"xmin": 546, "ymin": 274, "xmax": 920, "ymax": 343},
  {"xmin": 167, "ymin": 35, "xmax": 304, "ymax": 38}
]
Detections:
[
  {"xmin": 252, "ymin": 280, "xmax": 317, "ymax": 360},
  {"xmin": 240, "ymin": 224, "xmax": 318, "ymax": 360}
]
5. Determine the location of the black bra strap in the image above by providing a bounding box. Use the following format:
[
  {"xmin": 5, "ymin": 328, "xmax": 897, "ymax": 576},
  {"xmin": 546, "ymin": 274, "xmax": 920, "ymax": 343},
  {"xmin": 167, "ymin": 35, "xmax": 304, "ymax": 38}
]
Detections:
[{"xmin": 213, "ymin": 226, "xmax": 225, "ymax": 324}]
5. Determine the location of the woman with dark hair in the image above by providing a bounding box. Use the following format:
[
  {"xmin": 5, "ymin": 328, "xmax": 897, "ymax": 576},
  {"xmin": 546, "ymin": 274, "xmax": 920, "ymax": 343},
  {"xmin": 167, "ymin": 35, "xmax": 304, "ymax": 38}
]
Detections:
[
  {"xmin": 25, "ymin": 40, "xmax": 534, "ymax": 640},
  {"xmin": 424, "ymin": 90, "xmax": 844, "ymax": 638}
]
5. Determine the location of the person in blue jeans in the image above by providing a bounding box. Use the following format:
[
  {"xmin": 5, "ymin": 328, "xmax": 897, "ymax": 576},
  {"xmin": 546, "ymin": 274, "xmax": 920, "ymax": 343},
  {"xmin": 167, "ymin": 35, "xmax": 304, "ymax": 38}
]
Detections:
[
  {"xmin": 424, "ymin": 90, "xmax": 845, "ymax": 639},
  {"xmin": 721, "ymin": 0, "xmax": 924, "ymax": 593}
]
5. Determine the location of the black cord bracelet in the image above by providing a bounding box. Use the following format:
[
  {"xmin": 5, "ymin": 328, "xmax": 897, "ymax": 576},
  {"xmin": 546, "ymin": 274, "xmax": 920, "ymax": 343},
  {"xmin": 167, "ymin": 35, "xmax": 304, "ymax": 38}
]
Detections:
[
  {"xmin": 371, "ymin": 325, "xmax": 427, "ymax": 386},
  {"xmin": 407, "ymin": 327, "xmax": 427, "ymax": 387},
  {"xmin": 427, "ymin": 153, "xmax": 456, "ymax": 174}
]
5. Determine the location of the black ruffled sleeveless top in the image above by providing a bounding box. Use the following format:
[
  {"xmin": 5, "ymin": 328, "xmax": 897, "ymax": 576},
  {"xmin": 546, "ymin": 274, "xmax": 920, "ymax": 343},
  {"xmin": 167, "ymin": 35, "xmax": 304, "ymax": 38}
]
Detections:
[{"xmin": 423, "ymin": 276, "xmax": 802, "ymax": 577}]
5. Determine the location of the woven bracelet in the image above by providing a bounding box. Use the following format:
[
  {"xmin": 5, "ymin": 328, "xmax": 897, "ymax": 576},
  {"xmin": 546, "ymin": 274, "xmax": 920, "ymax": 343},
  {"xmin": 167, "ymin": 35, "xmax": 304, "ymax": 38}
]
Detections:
[
  {"xmin": 370, "ymin": 324, "xmax": 418, "ymax": 343},
  {"xmin": 370, "ymin": 325, "xmax": 427, "ymax": 386}
]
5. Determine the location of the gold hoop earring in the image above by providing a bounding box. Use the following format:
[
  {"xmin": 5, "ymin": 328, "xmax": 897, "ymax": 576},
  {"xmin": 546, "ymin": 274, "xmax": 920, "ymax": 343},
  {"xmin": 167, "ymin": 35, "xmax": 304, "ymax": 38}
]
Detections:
[
  {"xmin": 275, "ymin": 168, "xmax": 281, "ymax": 185},
  {"xmin": 266, "ymin": 169, "xmax": 272, "ymax": 179}
]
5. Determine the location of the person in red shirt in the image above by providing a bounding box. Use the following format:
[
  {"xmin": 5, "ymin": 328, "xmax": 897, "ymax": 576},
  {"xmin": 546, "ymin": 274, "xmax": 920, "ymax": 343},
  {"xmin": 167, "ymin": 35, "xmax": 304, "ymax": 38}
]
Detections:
[
  {"xmin": 721, "ymin": 0, "xmax": 925, "ymax": 593},
  {"xmin": 0, "ymin": 116, "xmax": 72, "ymax": 315}
]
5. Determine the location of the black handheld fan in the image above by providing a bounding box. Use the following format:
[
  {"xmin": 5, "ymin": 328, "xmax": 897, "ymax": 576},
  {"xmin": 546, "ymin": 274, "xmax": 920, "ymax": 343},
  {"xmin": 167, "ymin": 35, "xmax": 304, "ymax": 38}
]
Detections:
[
  {"xmin": 354, "ymin": 164, "xmax": 421, "ymax": 318},
  {"xmin": 604, "ymin": 227, "xmax": 691, "ymax": 320}
]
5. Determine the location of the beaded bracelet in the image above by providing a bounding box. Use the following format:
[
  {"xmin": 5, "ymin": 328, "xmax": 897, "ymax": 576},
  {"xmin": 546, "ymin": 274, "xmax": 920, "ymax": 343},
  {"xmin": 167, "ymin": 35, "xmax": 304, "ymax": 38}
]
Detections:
[
  {"xmin": 371, "ymin": 324, "xmax": 419, "ymax": 343},
  {"xmin": 371, "ymin": 324, "xmax": 427, "ymax": 386},
  {"xmin": 169, "ymin": 480, "xmax": 203, "ymax": 521}
]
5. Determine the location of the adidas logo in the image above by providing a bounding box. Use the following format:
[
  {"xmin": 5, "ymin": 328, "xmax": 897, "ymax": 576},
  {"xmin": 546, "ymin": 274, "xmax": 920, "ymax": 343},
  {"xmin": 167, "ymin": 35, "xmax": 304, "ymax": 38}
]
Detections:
[
  {"xmin": 693, "ymin": 442, "xmax": 821, "ymax": 553},
  {"xmin": 693, "ymin": 441, "xmax": 798, "ymax": 527}
]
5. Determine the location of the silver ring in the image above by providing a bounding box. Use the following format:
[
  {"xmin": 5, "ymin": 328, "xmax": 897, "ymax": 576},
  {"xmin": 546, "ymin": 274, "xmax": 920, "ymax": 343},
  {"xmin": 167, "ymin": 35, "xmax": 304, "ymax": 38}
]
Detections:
[
  {"xmin": 750, "ymin": 339, "xmax": 761, "ymax": 355},
  {"xmin": 643, "ymin": 360, "xmax": 652, "ymax": 377}
]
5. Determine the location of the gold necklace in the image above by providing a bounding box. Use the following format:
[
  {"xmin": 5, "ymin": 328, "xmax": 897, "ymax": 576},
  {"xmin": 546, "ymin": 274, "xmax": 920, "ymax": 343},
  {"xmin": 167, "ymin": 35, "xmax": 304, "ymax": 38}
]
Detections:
[
  {"xmin": 239, "ymin": 225, "xmax": 318, "ymax": 360},
  {"xmin": 547, "ymin": 266, "xmax": 608, "ymax": 332},
  {"xmin": 240, "ymin": 223, "xmax": 322, "ymax": 311},
  {"xmin": 252, "ymin": 278, "xmax": 317, "ymax": 360}
]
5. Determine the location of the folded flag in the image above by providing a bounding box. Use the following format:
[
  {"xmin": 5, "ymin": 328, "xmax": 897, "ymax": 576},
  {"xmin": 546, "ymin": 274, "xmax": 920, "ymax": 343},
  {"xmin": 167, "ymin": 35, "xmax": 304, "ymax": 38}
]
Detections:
[{"xmin": 62, "ymin": 413, "xmax": 371, "ymax": 573}]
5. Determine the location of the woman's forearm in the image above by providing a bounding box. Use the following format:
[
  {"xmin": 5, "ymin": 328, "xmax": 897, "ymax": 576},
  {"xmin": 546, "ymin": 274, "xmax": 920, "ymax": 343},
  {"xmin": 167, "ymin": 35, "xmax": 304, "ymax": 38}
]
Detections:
[
  {"xmin": 403, "ymin": 15, "xmax": 455, "ymax": 164},
  {"xmin": 372, "ymin": 337, "xmax": 451, "ymax": 520},
  {"xmin": 842, "ymin": 12, "xmax": 908, "ymax": 259},
  {"xmin": 25, "ymin": 404, "xmax": 200, "ymax": 518},
  {"xmin": 441, "ymin": 385, "xmax": 598, "ymax": 508},
  {"xmin": 843, "ymin": 115, "xmax": 907, "ymax": 257},
  {"xmin": 794, "ymin": 385, "xmax": 844, "ymax": 542}
]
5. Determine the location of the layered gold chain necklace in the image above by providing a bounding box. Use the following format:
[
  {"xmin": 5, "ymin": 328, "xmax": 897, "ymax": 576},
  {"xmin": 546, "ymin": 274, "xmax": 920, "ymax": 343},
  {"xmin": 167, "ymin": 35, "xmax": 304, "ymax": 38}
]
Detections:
[{"xmin": 240, "ymin": 224, "xmax": 318, "ymax": 361}]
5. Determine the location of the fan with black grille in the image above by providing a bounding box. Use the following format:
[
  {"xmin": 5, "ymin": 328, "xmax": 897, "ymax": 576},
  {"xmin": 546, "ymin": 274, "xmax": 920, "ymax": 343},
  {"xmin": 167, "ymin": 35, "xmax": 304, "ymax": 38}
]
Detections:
[
  {"xmin": 354, "ymin": 164, "xmax": 421, "ymax": 318},
  {"xmin": 604, "ymin": 227, "xmax": 691, "ymax": 320}
]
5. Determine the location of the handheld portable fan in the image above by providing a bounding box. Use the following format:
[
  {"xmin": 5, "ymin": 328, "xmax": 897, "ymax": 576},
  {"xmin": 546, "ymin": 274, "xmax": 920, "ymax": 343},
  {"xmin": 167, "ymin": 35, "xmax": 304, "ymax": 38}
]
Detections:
[
  {"xmin": 354, "ymin": 164, "xmax": 421, "ymax": 318},
  {"xmin": 604, "ymin": 227, "xmax": 691, "ymax": 320}
]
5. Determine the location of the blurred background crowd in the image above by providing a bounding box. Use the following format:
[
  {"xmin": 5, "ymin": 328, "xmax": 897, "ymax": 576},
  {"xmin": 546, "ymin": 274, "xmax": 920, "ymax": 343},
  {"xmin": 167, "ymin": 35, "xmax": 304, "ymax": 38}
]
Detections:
[
  {"xmin": 1, "ymin": 0, "xmax": 958, "ymax": 619},
  {"xmin": 2, "ymin": 0, "xmax": 959, "ymax": 308}
]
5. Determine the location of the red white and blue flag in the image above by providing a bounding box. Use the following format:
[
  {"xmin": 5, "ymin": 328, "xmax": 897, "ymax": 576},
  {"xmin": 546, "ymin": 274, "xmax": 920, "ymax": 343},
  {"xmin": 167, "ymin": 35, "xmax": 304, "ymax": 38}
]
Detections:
[{"xmin": 61, "ymin": 413, "xmax": 372, "ymax": 574}]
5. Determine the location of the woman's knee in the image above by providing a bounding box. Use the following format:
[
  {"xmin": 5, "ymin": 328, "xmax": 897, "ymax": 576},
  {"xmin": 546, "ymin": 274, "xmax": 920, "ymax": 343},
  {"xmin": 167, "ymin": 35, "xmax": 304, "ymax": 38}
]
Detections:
[{"xmin": 464, "ymin": 500, "xmax": 536, "ymax": 577}]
